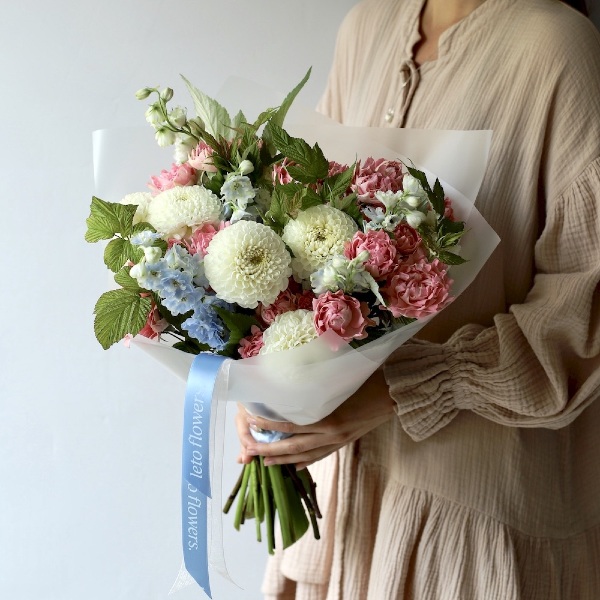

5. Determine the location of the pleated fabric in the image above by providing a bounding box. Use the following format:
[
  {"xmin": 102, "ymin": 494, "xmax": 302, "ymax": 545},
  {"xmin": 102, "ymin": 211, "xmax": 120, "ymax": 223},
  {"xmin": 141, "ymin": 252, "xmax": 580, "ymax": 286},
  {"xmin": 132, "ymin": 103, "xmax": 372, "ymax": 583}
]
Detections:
[{"xmin": 263, "ymin": 0, "xmax": 600, "ymax": 597}]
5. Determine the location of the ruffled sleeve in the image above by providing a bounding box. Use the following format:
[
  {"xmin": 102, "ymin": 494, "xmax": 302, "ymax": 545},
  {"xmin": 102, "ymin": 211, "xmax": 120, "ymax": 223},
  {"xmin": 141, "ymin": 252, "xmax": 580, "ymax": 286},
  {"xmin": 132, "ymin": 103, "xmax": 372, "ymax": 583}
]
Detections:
[{"xmin": 384, "ymin": 158, "xmax": 600, "ymax": 441}]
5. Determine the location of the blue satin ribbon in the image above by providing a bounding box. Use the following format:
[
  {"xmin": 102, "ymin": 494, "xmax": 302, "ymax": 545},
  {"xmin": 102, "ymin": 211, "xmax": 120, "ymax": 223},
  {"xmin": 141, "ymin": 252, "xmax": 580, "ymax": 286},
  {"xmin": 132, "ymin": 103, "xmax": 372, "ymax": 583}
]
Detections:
[{"xmin": 181, "ymin": 353, "xmax": 227, "ymax": 599}]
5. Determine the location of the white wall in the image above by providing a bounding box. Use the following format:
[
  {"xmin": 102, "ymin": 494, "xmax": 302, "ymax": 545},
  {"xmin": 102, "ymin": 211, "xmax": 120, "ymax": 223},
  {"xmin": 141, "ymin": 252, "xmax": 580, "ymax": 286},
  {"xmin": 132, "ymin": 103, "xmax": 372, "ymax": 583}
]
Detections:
[{"xmin": 0, "ymin": 2, "xmax": 357, "ymax": 599}]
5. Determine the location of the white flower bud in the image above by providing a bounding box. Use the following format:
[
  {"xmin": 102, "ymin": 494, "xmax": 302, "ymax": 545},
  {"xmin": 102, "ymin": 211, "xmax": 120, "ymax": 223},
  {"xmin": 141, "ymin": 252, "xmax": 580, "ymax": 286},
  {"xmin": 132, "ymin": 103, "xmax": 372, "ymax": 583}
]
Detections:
[
  {"xmin": 145, "ymin": 103, "xmax": 164, "ymax": 126},
  {"xmin": 404, "ymin": 194, "xmax": 422, "ymax": 208},
  {"xmin": 160, "ymin": 87, "xmax": 174, "ymax": 102},
  {"xmin": 406, "ymin": 211, "xmax": 426, "ymax": 228},
  {"xmin": 169, "ymin": 106, "xmax": 187, "ymax": 128},
  {"xmin": 129, "ymin": 260, "xmax": 146, "ymax": 280},
  {"xmin": 425, "ymin": 210, "xmax": 437, "ymax": 227},
  {"xmin": 238, "ymin": 159, "xmax": 254, "ymax": 175},
  {"xmin": 135, "ymin": 87, "xmax": 154, "ymax": 100},
  {"xmin": 403, "ymin": 173, "xmax": 424, "ymax": 196},
  {"xmin": 143, "ymin": 246, "xmax": 162, "ymax": 263},
  {"xmin": 155, "ymin": 126, "xmax": 176, "ymax": 147}
]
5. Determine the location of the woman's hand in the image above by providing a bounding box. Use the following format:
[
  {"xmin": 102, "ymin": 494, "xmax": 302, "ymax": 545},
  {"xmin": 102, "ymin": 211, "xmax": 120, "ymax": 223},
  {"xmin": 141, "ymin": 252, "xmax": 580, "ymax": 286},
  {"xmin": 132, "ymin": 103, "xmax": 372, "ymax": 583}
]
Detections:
[{"xmin": 235, "ymin": 368, "xmax": 396, "ymax": 470}]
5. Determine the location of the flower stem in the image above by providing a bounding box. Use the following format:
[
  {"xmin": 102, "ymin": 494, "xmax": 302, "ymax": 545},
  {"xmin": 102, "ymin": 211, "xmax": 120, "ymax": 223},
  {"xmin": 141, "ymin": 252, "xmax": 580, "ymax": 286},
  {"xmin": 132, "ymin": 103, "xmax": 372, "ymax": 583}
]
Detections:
[
  {"xmin": 260, "ymin": 456, "xmax": 275, "ymax": 555},
  {"xmin": 233, "ymin": 464, "xmax": 251, "ymax": 530},
  {"xmin": 222, "ymin": 468, "xmax": 244, "ymax": 514}
]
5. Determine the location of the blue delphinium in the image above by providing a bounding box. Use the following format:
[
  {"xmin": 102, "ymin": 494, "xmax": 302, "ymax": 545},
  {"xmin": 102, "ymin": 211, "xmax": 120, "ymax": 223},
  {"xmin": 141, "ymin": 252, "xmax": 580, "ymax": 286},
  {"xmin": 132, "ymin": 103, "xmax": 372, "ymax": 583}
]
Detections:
[{"xmin": 182, "ymin": 302, "xmax": 228, "ymax": 350}]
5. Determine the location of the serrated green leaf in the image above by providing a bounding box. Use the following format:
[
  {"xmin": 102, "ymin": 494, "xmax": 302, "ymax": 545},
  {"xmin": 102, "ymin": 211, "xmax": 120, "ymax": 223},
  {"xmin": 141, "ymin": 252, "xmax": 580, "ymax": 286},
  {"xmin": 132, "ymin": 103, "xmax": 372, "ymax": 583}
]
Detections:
[
  {"xmin": 268, "ymin": 126, "xmax": 329, "ymax": 179},
  {"xmin": 270, "ymin": 68, "xmax": 311, "ymax": 129},
  {"xmin": 437, "ymin": 250, "xmax": 468, "ymax": 265},
  {"xmin": 330, "ymin": 192, "xmax": 361, "ymax": 223},
  {"xmin": 181, "ymin": 74, "xmax": 231, "ymax": 140},
  {"xmin": 265, "ymin": 187, "xmax": 292, "ymax": 232},
  {"xmin": 104, "ymin": 238, "xmax": 144, "ymax": 273},
  {"xmin": 93, "ymin": 289, "xmax": 152, "ymax": 350},
  {"xmin": 85, "ymin": 197, "xmax": 137, "ymax": 243},
  {"xmin": 322, "ymin": 164, "xmax": 356, "ymax": 201},
  {"xmin": 114, "ymin": 266, "xmax": 144, "ymax": 292},
  {"xmin": 432, "ymin": 178, "xmax": 445, "ymax": 214},
  {"xmin": 231, "ymin": 109, "xmax": 247, "ymax": 132},
  {"xmin": 285, "ymin": 164, "xmax": 322, "ymax": 185}
]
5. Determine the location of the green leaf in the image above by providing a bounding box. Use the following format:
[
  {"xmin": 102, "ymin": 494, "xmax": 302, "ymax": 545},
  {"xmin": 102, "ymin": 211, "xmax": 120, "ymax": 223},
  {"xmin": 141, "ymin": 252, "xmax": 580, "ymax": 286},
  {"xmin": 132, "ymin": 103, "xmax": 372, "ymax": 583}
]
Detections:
[
  {"xmin": 114, "ymin": 266, "xmax": 144, "ymax": 292},
  {"xmin": 214, "ymin": 307, "xmax": 258, "ymax": 351},
  {"xmin": 264, "ymin": 191, "xmax": 288, "ymax": 233},
  {"xmin": 231, "ymin": 109, "xmax": 247, "ymax": 132},
  {"xmin": 330, "ymin": 192, "xmax": 361, "ymax": 223},
  {"xmin": 93, "ymin": 289, "xmax": 152, "ymax": 350},
  {"xmin": 322, "ymin": 164, "xmax": 356, "ymax": 201},
  {"xmin": 181, "ymin": 74, "xmax": 231, "ymax": 140},
  {"xmin": 270, "ymin": 68, "xmax": 311, "ymax": 129},
  {"xmin": 85, "ymin": 197, "xmax": 137, "ymax": 243},
  {"xmin": 104, "ymin": 237, "xmax": 144, "ymax": 273},
  {"xmin": 437, "ymin": 250, "xmax": 468, "ymax": 265},
  {"xmin": 432, "ymin": 178, "xmax": 446, "ymax": 215},
  {"xmin": 268, "ymin": 126, "xmax": 329, "ymax": 180}
]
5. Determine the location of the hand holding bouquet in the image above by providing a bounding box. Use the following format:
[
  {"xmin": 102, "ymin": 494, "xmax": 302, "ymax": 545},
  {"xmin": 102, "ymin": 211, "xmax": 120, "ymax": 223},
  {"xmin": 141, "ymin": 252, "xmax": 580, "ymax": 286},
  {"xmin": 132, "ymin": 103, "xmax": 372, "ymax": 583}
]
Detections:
[{"xmin": 85, "ymin": 70, "xmax": 493, "ymax": 578}]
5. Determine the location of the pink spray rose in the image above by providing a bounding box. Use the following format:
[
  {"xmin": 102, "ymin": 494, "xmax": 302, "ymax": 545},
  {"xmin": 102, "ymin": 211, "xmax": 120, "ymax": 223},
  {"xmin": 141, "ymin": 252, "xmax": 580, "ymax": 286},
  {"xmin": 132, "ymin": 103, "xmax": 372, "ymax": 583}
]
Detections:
[
  {"xmin": 393, "ymin": 223, "xmax": 422, "ymax": 256},
  {"xmin": 238, "ymin": 325, "xmax": 264, "ymax": 358},
  {"xmin": 188, "ymin": 142, "xmax": 218, "ymax": 173},
  {"xmin": 148, "ymin": 162, "xmax": 197, "ymax": 194},
  {"xmin": 352, "ymin": 158, "xmax": 404, "ymax": 205},
  {"xmin": 312, "ymin": 290, "xmax": 373, "ymax": 342},
  {"xmin": 344, "ymin": 230, "xmax": 398, "ymax": 280},
  {"xmin": 381, "ymin": 258, "xmax": 453, "ymax": 319}
]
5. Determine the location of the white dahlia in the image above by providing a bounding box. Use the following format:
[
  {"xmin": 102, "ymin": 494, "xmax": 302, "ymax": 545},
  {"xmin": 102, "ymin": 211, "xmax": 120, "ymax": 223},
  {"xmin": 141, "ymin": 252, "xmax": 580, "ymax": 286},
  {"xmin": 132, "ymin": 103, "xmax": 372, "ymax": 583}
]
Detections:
[
  {"xmin": 120, "ymin": 192, "xmax": 153, "ymax": 225},
  {"xmin": 146, "ymin": 185, "xmax": 222, "ymax": 239},
  {"xmin": 204, "ymin": 220, "xmax": 292, "ymax": 309},
  {"xmin": 260, "ymin": 309, "xmax": 318, "ymax": 355},
  {"xmin": 282, "ymin": 205, "xmax": 358, "ymax": 280}
]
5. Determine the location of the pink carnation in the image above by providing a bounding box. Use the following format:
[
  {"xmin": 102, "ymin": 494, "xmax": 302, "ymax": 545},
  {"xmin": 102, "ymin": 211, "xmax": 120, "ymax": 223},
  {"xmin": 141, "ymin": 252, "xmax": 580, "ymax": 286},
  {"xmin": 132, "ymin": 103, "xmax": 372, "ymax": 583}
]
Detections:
[
  {"xmin": 238, "ymin": 325, "xmax": 264, "ymax": 358},
  {"xmin": 257, "ymin": 287, "xmax": 315, "ymax": 325},
  {"xmin": 180, "ymin": 222, "xmax": 229, "ymax": 256},
  {"xmin": 444, "ymin": 197, "xmax": 456, "ymax": 221},
  {"xmin": 139, "ymin": 304, "xmax": 169, "ymax": 340},
  {"xmin": 148, "ymin": 162, "xmax": 197, "ymax": 194},
  {"xmin": 272, "ymin": 159, "xmax": 294, "ymax": 185},
  {"xmin": 312, "ymin": 290, "xmax": 373, "ymax": 342},
  {"xmin": 381, "ymin": 259, "xmax": 453, "ymax": 319},
  {"xmin": 344, "ymin": 230, "xmax": 397, "ymax": 280},
  {"xmin": 188, "ymin": 142, "xmax": 218, "ymax": 173},
  {"xmin": 258, "ymin": 289, "xmax": 298, "ymax": 325},
  {"xmin": 327, "ymin": 160, "xmax": 350, "ymax": 178},
  {"xmin": 352, "ymin": 157, "xmax": 404, "ymax": 205},
  {"xmin": 393, "ymin": 223, "xmax": 422, "ymax": 256}
]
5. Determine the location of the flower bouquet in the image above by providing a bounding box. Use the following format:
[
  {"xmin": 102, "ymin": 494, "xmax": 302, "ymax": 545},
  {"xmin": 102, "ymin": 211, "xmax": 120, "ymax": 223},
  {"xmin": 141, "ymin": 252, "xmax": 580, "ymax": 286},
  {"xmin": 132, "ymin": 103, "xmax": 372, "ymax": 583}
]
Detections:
[{"xmin": 86, "ymin": 69, "xmax": 498, "ymax": 593}]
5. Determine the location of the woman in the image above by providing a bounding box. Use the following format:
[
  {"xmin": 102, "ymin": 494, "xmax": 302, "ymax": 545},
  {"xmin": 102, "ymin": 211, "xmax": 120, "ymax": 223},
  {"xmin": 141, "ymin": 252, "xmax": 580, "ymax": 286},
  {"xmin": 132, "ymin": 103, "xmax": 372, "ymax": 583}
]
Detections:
[{"xmin": 237, "ymin": 0, "xmax": 600, "ymax": 597}]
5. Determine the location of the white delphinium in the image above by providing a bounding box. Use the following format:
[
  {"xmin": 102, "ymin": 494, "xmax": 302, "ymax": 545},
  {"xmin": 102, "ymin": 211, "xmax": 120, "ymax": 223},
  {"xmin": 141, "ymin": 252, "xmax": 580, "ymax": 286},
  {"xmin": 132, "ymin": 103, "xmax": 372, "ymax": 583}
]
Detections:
[
  {"xmin": 311, "ymin": 252, "xmax": 386, "ymax": 305},
  {"xmin": 259, "ymin": 310, "xmax": 318, "ymax": 355},
  {"xmin": 120, "ymin": 192, "xmax": 153, "ymax": 225},
  {"xmin": 146, "ymin": 185, "xmax": 222, "ymax": 239},
  {"xmin": 204, "ymin": 220, "xmax": 292, "ymax": 309},
  {"xmin": 221, "ymin": 173, "xmax": 257, "ymax": 223},
  {"xmin": 282, "ymin": 205, "xmax": 358, "ymax": 280}
]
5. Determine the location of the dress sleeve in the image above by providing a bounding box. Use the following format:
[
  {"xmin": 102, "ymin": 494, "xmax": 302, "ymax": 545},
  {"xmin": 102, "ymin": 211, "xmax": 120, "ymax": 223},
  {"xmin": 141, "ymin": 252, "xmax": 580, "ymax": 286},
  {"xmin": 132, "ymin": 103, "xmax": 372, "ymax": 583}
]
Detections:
[{"xmin": 383, "ymin": 158, "xmax": 600, "ymax": 441}]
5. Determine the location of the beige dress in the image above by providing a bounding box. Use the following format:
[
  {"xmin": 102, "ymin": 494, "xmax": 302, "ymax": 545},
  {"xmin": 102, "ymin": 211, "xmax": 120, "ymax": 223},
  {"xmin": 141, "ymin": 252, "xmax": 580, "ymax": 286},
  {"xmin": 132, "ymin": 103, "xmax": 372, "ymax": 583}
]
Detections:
[{"xmin": 263, "ymin": 0, "xmax": 600, "ymax": 598}]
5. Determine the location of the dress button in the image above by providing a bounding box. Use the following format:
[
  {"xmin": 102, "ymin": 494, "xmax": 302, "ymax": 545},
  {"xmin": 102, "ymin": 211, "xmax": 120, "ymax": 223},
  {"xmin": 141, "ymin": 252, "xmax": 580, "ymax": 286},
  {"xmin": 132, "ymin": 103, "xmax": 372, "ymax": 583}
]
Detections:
[{"xmin": 384, "ymin": 108, "xmax": 395, "ymax": 123}]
